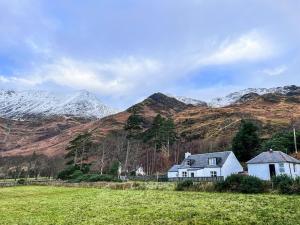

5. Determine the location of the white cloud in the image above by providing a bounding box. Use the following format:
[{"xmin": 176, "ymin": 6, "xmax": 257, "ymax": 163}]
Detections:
[
  {"xmin": 261, "ymin": 65, "xmax": 287, "ymax": 76},
  {"xmin": 195, "ymin": 31, "xmax": 275, "ymax": 66},
  {"xmin": 1, "ymin": 56, "xmax": 163, "ymax": 96},
  {"xmin": 0, "ymin": 76, "xmax": 9, "ymax": 83}
]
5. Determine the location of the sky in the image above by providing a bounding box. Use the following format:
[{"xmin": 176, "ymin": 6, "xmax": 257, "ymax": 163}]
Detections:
[{"xmin": 0, "ymin": 0, "xmax": 300, "ymax": 109}]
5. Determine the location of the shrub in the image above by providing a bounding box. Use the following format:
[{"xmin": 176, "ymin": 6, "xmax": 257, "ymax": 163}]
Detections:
[
  {"xmin": 240, "ymin": 176, "xmax": 265, "ymax": 193},
  {"xmin": 214, "ymin": 180, "xmax": 227, "ymax": 192},
  {"xmin": 17, "ymin": 178, "xmax": 26, "ymax": 185},
  {"xmin": 57, "ymin": 165, "xmax": 79, "ymax": 180},
  {"xmin": 175, "ymin": 180, "xmax": 193, "ymax": 191},
  {"xmin": 272, "ymin": 175, "xmax": 293, "ymax": 194},
  {"xmin": 215, "ymin": 174, "xmax": 265, "ymax": 194},
  {"xmin": 223, "ymin": 174, "xmax": 244, "ymax": 192},
  {"xmin": 86, "ymin": 174, "xmax": 121, "ymax": 182},
  {"xmin": 291, "ymin": 177, "xmax": 300, "ymax": 194},
  {"xmin": 70, "ymin": 170, "xmax": 84, "ymax": 179}
]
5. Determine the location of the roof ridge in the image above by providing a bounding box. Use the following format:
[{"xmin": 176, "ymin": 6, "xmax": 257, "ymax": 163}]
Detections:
[{"xmin": 190, "ymin": 151, "xmax": 232, "ymax": 156}]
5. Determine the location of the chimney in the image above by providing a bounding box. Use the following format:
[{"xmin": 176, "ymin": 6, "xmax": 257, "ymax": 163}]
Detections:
[{"xmin": 185, "ymin": 152, "xmax": 191, "ymax": 159}]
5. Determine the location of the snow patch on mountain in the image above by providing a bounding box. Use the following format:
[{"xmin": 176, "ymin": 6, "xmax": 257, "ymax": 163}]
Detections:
[
  {"xmin": 209, "ymin": 86, "xmax": 296, "ymax": 107},
  {"xmin": 166, "ymin": 94, "xmax": 207, "ymax": 106},
  {"xmin": 0, "ymin": 90, "xmax": 117, "ymax": 119}
]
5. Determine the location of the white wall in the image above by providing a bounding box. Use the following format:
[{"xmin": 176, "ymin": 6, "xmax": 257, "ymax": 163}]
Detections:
[
  {"xmin": 167, "ymin": 172, "xmax": 178, "ymax": 178},
  {"xmin": 221, "ymin": 152, "xmax": 244, "ymax": 178},
  {"xmin": 248, "ymin": 163, "xmax": 300, "ymax": 180},
  {"xmin": 248, "ymin": 164, "xmax": 272, "ymax": 180}
]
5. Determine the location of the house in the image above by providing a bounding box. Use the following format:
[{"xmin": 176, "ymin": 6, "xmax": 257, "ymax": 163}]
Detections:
[
  {"xmin": 135, "ymin": 166, "xmax": 145, "ymax": 176},
  {"xmin": 247, "ymin": 149, "xmax": 300, "ymax": 180},
  {"xmin": 168, "ymin": 151, "xmax": 243, "ymax": 180}
]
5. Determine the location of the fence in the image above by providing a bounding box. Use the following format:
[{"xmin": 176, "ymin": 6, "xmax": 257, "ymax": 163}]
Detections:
[
  {"xmin": 168, "ymin": 176, "xmax": 224, "ymax": 182},
  {"xmin": 127, "ymin": 175, "xmax": 168, "ymax": 182}
]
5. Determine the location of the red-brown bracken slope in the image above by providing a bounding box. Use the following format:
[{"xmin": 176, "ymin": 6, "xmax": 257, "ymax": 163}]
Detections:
[{"xmin": 1, "ymin": 92, "xmax": 300, "ymax": 157}]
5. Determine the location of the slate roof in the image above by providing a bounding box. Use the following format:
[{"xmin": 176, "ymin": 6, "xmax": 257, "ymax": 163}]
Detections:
[
  {"xmin": 168, "ymin": 151, "xmax": 232, "ymax": 172},
  {"xmin": 168, "ymin": 165, "xmax": 180, "ymax": 172},
  {"xmin": 247, "ymin": 151, "xmax": 300, "ymax": 164}
]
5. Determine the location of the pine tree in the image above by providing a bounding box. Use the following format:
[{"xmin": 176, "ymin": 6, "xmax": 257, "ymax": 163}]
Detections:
[
  {"xmin": 123, "ymin": 111, "xmax": 143, "ymax": 173},
  {"xmin": 232, "ymin": 120, "xmax": 260, "ymax": 162},
  {"xmin": 65, "ymin": 132, "xmax": 92, "ymax": 170}
]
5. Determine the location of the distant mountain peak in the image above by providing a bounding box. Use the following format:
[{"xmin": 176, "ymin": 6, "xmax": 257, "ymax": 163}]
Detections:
[
  {"xmin": 209, "ymin": 85, "xmax": 300, "ymax": 107},
  {"xmin": 166, "ymin": 94, "xmax": 207, "ymax": 107},
  {"xmin": 0, "ymin": 89, "xmax": 117, "ymax": 120}
]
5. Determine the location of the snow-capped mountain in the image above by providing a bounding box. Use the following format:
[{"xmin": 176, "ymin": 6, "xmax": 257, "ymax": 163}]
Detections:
[
  {"xmin": 166, "ymin": 94, "xmax": 207, "ymax": 107},
  {"xmin": 167, "ymin": 85, "xmax": 300, "ymax": 108},
  {"xmin": 0, "ymin": 90, "xmax": 117, "ymax": 119},
  {"xmin": 209, "ymin": 85, "xmax": 299, "ymax": 107}
]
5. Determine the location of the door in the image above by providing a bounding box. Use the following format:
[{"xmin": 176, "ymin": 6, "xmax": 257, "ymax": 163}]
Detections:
[
  {"xmin": 191, "ymin": 172, "xmax": 194, "ymax": 178},
  {"xmin": 269, "ymin": 164, "xmax": 276, "ymax": 178}
]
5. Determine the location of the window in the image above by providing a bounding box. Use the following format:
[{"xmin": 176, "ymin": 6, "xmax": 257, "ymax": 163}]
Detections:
[
  {"xmin": 293, "ymin": 164, "xmax": 296, "ymax": 173},
  {"xmin": 210, "ymin": 171, "xmax": 217, "ymax": 177},
  {"xmin": 279, "ymin": 163, "xmax": 285, "ymax": 173},
  {"xmin": 208, "ymin": 158, "xmax": 217, "ymax": 166},
  {"xmin": 187, "ymin": 160, "xmax": 192, "ymax": 166},
  {"xmin": 182, "ymin": 171, "xmax": 187, "ymax": 177}
]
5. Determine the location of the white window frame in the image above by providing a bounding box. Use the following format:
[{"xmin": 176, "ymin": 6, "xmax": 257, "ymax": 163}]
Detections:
[
  {"xmin": 210, "ymin": 171, "xmax": 217, "ymax": 177},
  {"xmin": 279, "ymin": 163, "xmax": 285, "ymax": 173},
  {"xmin": 182, "ymin": 171, "xmax": 187, "ymax": 177},
  {"xmin": 208, "ymin": 158, "xmax": 217, "ymax": 166}
]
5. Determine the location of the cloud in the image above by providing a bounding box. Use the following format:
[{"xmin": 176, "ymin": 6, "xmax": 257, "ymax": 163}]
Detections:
[
  {"xmin": 0, "ymin": 76, "xmax": 9, "ymax": 83},
  {"xmin": 1, "ymin": 56, "xmax": 163, "ymax": 96},
  {"xmin": 261, "ymin": 65, "xmax": 287, "ymax": 76},
  {"xmin": 195, "ymin": 31, "xmax": 275, "ymax": 66},
  {"xmin": 0, "ymin": 30, "xmax": 279, "ymax": 99}
]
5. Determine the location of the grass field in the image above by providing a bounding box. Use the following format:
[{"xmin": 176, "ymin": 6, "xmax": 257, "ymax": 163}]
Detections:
[{"xmin": 0, "ymin": 186, "xmax": 299, "ymax": 225}]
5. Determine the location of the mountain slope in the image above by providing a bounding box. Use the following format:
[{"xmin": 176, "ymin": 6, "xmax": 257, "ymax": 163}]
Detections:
[
  {"xmin": 1, "ymin": 93, "xmax": 190, "ymax": 157},
  {"xmin": 0, "ymin": 90, "xmax": 117, "ymax": 119},
  {"xmin": 1, "ymin": 87, "xmax": 300, "ymax": 158}
]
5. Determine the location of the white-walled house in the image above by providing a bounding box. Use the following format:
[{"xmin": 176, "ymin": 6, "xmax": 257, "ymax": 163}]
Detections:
[
  {"xmin": 247, "ymin": 150, "xmax": 300, "ymax": 180},
  {"xmin": 168, "ymin": 151, "xmax": 243, "ymax": 180}
]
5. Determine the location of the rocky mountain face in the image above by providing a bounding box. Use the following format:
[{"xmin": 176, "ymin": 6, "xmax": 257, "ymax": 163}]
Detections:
[
  {"xmin": 0, "ymin": 90, "xmax": 117, "ymax": 120},
  {"xmin": 1, "ymin": 86, "xmax": 300, "ymax": 158}
]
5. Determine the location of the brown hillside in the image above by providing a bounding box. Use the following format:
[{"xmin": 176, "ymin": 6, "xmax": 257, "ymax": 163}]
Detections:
[{"xmin": 1, "ymin": 92, "xmax": 300, "ymax": 158}]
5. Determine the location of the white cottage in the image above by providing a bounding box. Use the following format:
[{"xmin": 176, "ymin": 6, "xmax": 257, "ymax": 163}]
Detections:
[
  {"xmin": 168, "ymin": 151, "xmax": 243, "ymax": 180},
  {"xmin": 247, "ymin": 150, "xmax": 300, "ymax": 180}
]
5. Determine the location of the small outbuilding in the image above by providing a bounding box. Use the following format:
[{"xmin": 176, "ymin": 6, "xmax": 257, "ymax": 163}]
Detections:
[{"xmin": 247, "ymin": 149, "xmax": 300, "ymax": 180}]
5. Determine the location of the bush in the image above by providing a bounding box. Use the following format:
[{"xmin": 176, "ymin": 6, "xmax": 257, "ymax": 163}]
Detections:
[
  {"xmin": 272, "ymin": 175, "xmax": 293, "ymax": 194},
  {"xmin": 175, "ymin": 180, "xmax": 193, "ymax": 191},
  {"xmin": 223, "ymin": 174, "xmax": 244, "ymax": 192},
  {"xmin": 57, "ymin": 165, "xmax": 79, "ymax": 180},
  {"xmin": 17, "ymin": 178, "xmax": 26, "ymax": 185},
  {"xmin": 71, "ymin": 170, "xmax": 84, "ymax": 179},
  {"xmin": 240, "ymin": 176, "xmax": 265, "ymax": 193},
  {"xmin": 215, "ymin": 174, "xmax": 265, "ymax": 194},
  {"xmin": 86, "ymin": 174, "xmax": 121, "ymax": 182},
  {"xmin": 291, "ymin": 177, "xmax": 300, "ymax": 194}
]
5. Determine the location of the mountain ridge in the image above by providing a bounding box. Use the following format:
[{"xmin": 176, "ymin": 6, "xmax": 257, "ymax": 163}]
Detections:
[{"xmin": 0, "ymin": 89, "xmax": 117, "ymax": 120}]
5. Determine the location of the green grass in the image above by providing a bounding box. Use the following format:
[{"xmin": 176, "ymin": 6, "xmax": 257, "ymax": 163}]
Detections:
[{"xmin": 0, "ymin": 186, "xmax": 299, "ymax": 225}]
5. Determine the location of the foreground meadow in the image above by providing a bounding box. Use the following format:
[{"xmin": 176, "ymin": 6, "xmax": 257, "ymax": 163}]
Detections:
[{"xmin": 0, "ymin": 186, "xmax": 299, "ymax": 225}]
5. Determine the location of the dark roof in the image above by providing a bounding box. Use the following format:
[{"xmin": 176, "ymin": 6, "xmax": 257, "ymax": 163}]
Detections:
[
  {"xmin": 168, "ymin": 151, "xmax": 232, "ymax": 172},
  {"xmin": 168, "ymin": 165, "xmax": 180, "ymax": 172},
  {"xmin": 247, "ymin": 151, "xmax": 300, "ymax": 164}
]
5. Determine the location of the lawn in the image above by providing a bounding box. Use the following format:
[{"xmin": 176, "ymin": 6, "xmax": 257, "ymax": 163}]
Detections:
[{"xmin": 0, "ymin": 186, "xmax": 299, "ymax": 225}]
